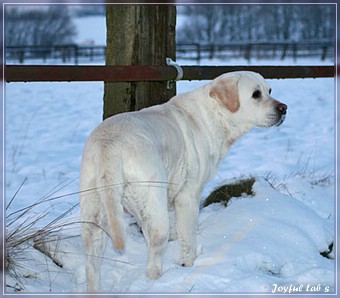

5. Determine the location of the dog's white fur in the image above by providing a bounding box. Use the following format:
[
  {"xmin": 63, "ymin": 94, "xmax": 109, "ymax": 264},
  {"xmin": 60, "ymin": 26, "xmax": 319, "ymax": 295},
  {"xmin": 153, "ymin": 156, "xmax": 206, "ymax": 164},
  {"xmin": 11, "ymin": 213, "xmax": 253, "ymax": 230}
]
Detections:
[{"xmin": 79, "ymin": 71, "xmax": 287, "ymax": 292}]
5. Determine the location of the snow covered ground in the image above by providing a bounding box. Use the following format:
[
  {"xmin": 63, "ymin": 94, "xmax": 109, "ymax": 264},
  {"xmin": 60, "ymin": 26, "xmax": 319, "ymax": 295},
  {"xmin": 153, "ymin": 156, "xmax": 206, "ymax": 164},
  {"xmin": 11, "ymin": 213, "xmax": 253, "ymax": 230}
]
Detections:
[{"xmin": 4, "ymin": 15, "xmax": 336, "ymax": 294}]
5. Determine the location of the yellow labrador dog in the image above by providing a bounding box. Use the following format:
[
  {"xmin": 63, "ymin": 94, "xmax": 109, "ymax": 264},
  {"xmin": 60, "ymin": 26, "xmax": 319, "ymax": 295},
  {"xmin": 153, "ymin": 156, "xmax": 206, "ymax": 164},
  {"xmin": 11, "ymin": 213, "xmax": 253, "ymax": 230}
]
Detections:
[{"xmin": 79, "ymin": 71, "xmax": 287, "ymax": 291}]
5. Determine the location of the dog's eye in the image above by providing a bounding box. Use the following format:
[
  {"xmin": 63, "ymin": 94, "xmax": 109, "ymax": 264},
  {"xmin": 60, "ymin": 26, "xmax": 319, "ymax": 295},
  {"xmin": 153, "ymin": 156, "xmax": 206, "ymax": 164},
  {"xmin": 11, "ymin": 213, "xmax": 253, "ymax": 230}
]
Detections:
[
  {"xmin": 252, "ymin": 90, "xmax": 261, "ymax": 99},
  {"xmin": 269, "ymin": 88, "xmax": 272, "ymax": 94}
]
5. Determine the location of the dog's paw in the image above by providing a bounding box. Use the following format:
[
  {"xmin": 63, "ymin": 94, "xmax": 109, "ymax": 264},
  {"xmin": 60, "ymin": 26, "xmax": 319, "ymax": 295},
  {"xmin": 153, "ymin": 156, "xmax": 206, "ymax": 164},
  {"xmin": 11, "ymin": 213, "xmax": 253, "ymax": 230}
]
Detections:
[
  {"xmin": 180, "ymin": 260, "xmax": 194, "ymax": 267},
  {"xmin": 179, "ymin": 248, "xmax": 197, "ymax": 267},
  {"xmin": 179, "ymin": 255, "xmax": 196, "ymax": 267},
  {"xmin": 146, "ymin": 267, "xmax": 162, "ymax": 280}
]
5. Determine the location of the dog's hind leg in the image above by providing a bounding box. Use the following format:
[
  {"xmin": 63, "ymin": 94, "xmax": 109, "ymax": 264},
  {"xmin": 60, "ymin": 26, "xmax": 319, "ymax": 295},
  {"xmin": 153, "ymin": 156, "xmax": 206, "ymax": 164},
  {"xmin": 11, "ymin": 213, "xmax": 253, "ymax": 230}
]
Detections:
[
  {"xmin": 97, "ymin": 142, "xmax": 126, "ymax": 253},
  {"xmin": 80, "ymin": 154, "xmax": 108, "ymax": 292},
  {"xmin": 138, "ymin": 187, "xmax": 170, "ymax": 280},
  {"xmin": 82, "ymin": 207, "xmax": 107, "ymax": 291},
  {"xmin": 80, "ymin": 183, "xmax": 108, "ymax": 292}
]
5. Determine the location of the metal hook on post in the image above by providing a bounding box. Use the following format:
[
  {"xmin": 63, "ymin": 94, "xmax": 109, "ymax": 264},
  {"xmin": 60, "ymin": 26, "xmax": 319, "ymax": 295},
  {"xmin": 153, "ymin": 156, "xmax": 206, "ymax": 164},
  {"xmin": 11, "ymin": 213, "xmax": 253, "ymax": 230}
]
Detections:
[{"xmin": 166, "ymin": 58, "xmax": 183, "ymax": 90}]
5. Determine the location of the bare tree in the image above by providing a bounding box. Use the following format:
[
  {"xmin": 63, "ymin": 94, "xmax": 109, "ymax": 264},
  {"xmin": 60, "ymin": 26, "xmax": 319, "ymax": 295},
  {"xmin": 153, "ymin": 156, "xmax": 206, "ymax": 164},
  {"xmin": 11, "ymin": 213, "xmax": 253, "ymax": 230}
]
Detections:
[
  {"xmin": 177, "ymin": 4, "xmax": 335, "ymax": 43},
  {"xmin": 5, "ymin": 6, "xmax": 77, "ymax": 46},
  {"xmin": 177, "ymin": 6, "xmax": 231, "ymax": 43},
  {"xmin": 300, "ymin": 5, "xmax": 335, "ymax": 40}
]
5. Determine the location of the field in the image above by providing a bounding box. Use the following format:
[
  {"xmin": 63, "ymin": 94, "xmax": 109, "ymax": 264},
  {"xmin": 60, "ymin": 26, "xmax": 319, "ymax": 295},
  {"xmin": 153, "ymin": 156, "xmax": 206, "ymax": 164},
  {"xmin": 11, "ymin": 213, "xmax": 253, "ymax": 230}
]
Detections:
[{"xmin": 4, "ymin": 15, "xmax": 336, "ymax": 294}]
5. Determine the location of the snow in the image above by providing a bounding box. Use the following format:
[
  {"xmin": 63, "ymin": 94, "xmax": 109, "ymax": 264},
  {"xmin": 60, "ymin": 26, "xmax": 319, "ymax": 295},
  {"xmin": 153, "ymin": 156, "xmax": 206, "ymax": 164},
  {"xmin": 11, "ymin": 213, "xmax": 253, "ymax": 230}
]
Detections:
[
  {"xmin": 73, "ymin": 16, "xmax": 106, "ymax": 46},
  {"xmin": 4, "ymin": 15, "xmax": 336, "ymax": 294}
]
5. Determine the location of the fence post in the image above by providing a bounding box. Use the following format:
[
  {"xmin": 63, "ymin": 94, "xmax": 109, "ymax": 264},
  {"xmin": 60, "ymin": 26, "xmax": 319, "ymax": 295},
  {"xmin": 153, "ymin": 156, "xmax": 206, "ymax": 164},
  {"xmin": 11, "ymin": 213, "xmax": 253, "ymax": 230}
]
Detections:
[
  {"xmin": 74, "ymin": 45, "xmax": 78, "ymax": 65},
  {"xmin": 245, "ymin": 43, "xmax": 251, "ymax": 62},
  {"xmin": 322, "ymin": 45, "xmax": 327, "ymax": 60},
  {"xmin": 18, "ymin": 49, "xmax": 24, "ymax": 64},
  {"xmin": 103, "ymin": 5, "xmax": 177, "ymax": 120},
  {"xmin": 293, "ymin": 43, "xmax": 297, "ymax": 62},
  {"xmin": 195, "ymin": 43, "xmax": 201, "ymax": 63}
]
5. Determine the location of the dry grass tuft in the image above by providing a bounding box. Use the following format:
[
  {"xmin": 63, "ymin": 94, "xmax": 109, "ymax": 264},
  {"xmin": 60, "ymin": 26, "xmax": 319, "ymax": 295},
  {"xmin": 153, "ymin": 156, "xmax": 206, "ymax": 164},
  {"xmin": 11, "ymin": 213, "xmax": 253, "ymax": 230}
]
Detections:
[
  {"xmin": 5, "ymin": 178, "xmax": 80, "ymax": 290},
  {"xmin": 202, "ymin": 177, "xmax": 256, "ymax": 208}
]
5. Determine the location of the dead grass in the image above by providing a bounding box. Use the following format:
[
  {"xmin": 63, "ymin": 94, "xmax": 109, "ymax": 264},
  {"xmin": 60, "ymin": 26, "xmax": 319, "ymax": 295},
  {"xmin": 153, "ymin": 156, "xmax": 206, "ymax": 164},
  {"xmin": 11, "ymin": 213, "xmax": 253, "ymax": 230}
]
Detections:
[
  {"xmin": 202, "ymin": 176, "xmax": 256, "ymax": 208},
  {"xmin": 5, "ymin": 178, "xmax": 80, "ymax": 290}
]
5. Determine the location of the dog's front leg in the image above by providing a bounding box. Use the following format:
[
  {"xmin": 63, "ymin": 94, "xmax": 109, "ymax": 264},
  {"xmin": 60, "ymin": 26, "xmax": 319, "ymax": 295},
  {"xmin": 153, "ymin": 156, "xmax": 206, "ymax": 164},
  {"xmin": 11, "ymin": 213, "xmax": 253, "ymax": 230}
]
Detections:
[{"xmin": 175, "ymin": 195, "xmax": 200, "ymax": 267}]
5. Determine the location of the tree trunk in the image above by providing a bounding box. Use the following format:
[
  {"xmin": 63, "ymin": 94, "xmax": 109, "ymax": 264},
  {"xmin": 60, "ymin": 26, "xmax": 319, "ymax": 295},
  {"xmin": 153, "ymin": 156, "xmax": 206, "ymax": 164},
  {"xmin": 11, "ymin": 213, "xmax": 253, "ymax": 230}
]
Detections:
[{"xmin": 103, "ymin": 5, "xmax": 176, "ymax": 120}]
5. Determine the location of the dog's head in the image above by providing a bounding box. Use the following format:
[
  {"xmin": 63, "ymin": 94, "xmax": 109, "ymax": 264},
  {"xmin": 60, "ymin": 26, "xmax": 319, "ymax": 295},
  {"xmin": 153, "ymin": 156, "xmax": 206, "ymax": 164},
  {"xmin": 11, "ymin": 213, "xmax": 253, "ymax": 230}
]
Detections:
[{"xmin": 209, "ymin": 71, "xmax": 287, "ymax": 128}]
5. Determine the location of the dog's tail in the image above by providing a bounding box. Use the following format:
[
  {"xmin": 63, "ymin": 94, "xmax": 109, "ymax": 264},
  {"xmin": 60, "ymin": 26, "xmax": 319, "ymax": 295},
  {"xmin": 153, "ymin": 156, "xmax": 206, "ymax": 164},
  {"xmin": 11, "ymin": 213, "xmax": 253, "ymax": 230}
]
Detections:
[{"xmin": 95, "ymin": 141, "xmax": 126, "ymax": 252}]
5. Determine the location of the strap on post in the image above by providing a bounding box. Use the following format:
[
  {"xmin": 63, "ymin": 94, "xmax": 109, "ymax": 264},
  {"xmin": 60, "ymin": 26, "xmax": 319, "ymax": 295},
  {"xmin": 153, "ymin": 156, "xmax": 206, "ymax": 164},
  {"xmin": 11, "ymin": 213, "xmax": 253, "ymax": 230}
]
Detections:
[{"xmin": 166, "ymin": 58, "xmax": 183, "ymax": 89}]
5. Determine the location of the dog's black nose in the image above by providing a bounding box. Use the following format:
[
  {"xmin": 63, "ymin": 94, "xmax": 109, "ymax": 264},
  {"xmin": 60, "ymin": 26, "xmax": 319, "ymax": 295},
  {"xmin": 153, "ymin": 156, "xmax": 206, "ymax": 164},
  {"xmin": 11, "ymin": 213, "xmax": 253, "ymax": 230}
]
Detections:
[{"xmin": 277, "ymin": 103, "xmax": 287, "ymax": 115}]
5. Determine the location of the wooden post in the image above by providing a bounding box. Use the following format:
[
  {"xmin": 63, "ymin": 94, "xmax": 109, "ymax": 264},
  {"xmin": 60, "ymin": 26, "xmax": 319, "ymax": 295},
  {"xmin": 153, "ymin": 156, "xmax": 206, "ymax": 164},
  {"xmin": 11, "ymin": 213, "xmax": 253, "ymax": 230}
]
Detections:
[{"xmin": 103, "ymin": 5, "xmax": 176, "ymax": 120}]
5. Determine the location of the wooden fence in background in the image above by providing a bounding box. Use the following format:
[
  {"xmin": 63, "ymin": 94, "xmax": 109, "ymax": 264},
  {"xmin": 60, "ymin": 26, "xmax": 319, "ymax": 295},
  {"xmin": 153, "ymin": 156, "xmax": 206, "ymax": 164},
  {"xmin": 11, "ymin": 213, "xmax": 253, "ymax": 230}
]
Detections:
[{"xmin": 5, "ymin": 40, "xmax": 334, "ymax": 65}]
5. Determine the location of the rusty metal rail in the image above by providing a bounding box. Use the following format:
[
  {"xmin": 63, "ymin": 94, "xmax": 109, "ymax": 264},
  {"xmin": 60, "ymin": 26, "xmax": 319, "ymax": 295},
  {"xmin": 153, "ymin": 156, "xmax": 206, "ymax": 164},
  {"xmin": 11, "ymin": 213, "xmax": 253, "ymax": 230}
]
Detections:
[{"xmin": 5, "ymin": 65, "xmax": 334, "ymax": 82}]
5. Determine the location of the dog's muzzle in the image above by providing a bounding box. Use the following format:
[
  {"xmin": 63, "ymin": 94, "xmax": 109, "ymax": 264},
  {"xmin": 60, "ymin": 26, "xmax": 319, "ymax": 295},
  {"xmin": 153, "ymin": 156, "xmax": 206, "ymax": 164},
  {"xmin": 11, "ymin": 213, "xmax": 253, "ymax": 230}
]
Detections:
[{"xmin": 275, "ymin": 102, "xmax": 287, "ymax": 126}]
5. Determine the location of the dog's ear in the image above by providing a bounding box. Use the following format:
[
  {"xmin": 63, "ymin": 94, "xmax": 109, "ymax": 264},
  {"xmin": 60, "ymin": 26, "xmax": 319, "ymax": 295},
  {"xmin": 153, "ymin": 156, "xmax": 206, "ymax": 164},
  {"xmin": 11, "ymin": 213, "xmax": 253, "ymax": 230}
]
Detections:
[{"xmin": 209, "ymin": 75, "xmax": 240, "ymax": 113}]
